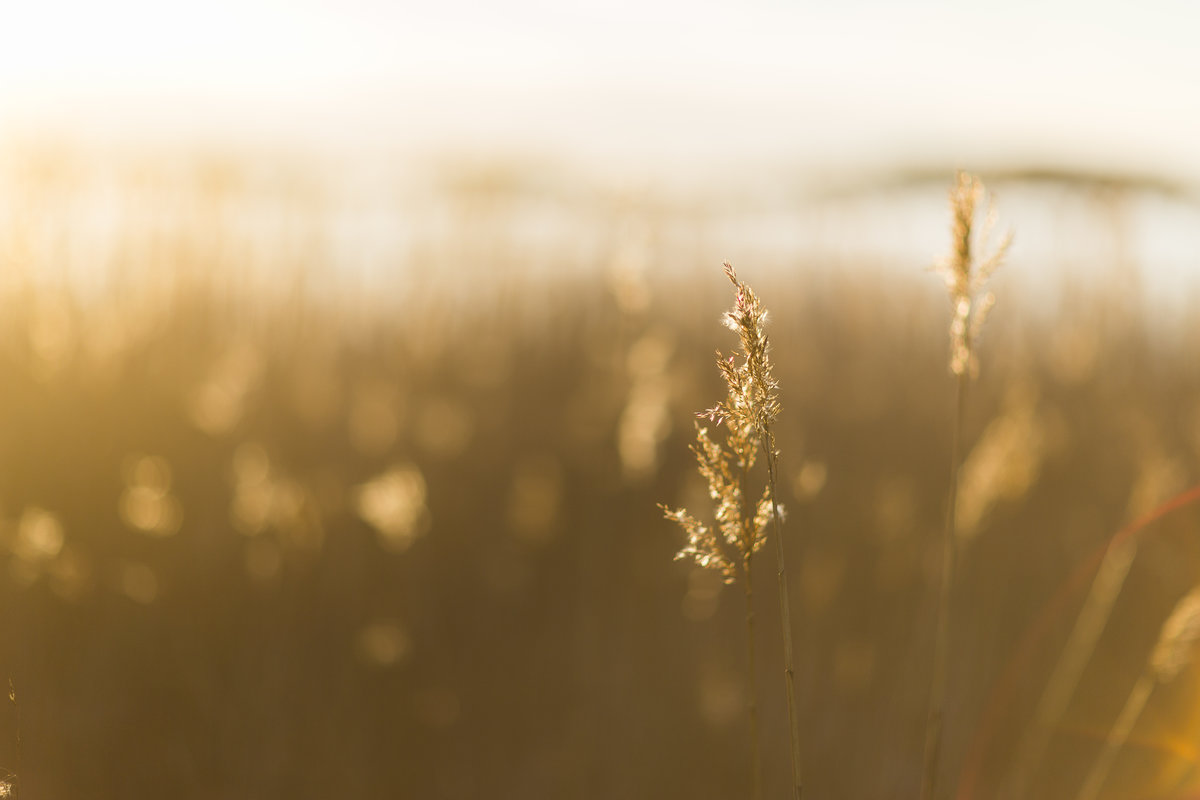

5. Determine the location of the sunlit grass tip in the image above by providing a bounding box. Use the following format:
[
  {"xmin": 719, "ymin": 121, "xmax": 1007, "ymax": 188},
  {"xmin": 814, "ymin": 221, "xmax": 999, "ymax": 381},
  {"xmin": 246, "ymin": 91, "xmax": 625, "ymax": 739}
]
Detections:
[{"xmin": 934, "ymin": 170, "xmax": 1013, "ymax": 377}]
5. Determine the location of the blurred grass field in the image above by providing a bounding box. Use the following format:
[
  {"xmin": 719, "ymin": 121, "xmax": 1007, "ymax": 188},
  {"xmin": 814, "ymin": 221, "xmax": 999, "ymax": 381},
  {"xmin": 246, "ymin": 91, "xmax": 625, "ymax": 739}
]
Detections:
[{"xmin": 0, "ymin": 149, "xmax": 1199, "ymax": 799}]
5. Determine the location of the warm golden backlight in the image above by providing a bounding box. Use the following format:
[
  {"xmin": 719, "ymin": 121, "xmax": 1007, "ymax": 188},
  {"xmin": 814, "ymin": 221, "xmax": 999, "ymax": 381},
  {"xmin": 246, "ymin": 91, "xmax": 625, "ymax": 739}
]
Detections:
[{"xmin": 0, "ymin": 7, "xmax": 1199, "ymax": 794}]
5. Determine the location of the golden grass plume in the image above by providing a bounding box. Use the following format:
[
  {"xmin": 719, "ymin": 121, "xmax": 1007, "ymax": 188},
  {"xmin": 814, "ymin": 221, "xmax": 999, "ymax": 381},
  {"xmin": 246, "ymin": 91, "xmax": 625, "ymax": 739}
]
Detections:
[
  {"xmin": 660, "ymin": 263, "xmax": 779, "ymax": 581},
  {"xmin": 661, "ymin": 263, "xmax": 802, "ymax": 800},
  {"xmin": 935, "ymin": 171, "xmax": 1012, "ymax": 377}
]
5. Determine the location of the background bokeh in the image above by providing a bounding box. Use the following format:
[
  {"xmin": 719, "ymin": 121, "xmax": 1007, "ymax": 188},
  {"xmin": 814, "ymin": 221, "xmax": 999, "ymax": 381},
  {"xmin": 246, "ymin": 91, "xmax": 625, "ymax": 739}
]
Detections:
[{"xmin": 2, "ymin": 3, "xmax": 1200, "ymax": 799}]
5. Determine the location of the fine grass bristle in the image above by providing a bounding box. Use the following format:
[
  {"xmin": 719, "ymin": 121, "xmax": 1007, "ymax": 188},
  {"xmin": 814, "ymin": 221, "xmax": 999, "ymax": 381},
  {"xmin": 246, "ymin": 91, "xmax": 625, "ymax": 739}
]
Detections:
[{"xmin": 659, "ymin": 421, "xmax": 770, "ymax": 582}]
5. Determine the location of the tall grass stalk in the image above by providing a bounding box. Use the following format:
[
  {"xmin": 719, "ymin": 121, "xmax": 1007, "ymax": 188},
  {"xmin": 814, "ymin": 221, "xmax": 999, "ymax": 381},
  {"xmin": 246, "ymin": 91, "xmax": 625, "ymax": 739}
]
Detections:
[
  {"xmin": 661, "ymin": 263, "xmax": 801, "ymax": 800},
  {"xmin": 921, "ymin": 172, "xmax": 1010, "ymax": 800},
  {"xmin": 920, "ymin": 368, "xmax": 967, "ymax": 800},
  {"xmin": 1002, "ymin": 537, "xmax": 1137, "ymax": 798},
  {"xmin": 719, "ymin": 263, "xmax": 803, "ymax": 800},
  {"xmin": 1074, "ymin": 586, "xmax": 1200, "ymax": 800}
]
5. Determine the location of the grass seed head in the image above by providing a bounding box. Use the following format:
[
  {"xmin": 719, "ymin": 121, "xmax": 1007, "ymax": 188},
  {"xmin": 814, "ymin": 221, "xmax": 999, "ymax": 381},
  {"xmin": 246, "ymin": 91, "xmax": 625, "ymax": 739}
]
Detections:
[
  {"xmin": 935, "ymin": 171, "xmax": 1012, "ymax": 377},
  {"xmin": 704, "ymin": 263, "xmax": 781, "ymax": 435},
  {"xmin": 661, "ymin": 264, "xmax": 780, "ymax": 582}
]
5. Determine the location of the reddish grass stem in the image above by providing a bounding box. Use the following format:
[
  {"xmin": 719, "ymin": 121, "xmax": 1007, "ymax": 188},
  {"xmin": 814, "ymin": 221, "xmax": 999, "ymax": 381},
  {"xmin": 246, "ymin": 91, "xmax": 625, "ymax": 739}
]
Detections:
[{"xmin": 955, "ymin": 482, "xmax": 1200, "ymax": 800}]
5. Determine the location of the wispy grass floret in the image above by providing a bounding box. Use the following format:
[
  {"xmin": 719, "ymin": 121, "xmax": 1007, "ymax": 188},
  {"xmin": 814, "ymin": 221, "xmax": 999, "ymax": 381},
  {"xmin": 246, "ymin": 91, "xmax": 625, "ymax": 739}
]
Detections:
[
  {"xmin": 661, "ymin": 262, "xmax": 802, "ymax": 800},
  {"xmin": 661, "ymin": 421, "xmax": 772, "ymax": 581}
]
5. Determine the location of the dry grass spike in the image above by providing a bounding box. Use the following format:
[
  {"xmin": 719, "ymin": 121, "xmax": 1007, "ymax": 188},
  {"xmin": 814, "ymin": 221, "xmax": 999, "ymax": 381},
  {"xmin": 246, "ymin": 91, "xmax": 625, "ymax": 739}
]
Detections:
[{"xmin": 935, "ymin": 170, "xmax": 1012, "ymax": 377}]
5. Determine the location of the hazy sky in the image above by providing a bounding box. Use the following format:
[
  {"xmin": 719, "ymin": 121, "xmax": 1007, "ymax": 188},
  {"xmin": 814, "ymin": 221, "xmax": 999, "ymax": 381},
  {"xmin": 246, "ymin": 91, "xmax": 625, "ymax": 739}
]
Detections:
[{"xmin": 3, "ymin": 0, "xmax": 1199, "ymax": 183}]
